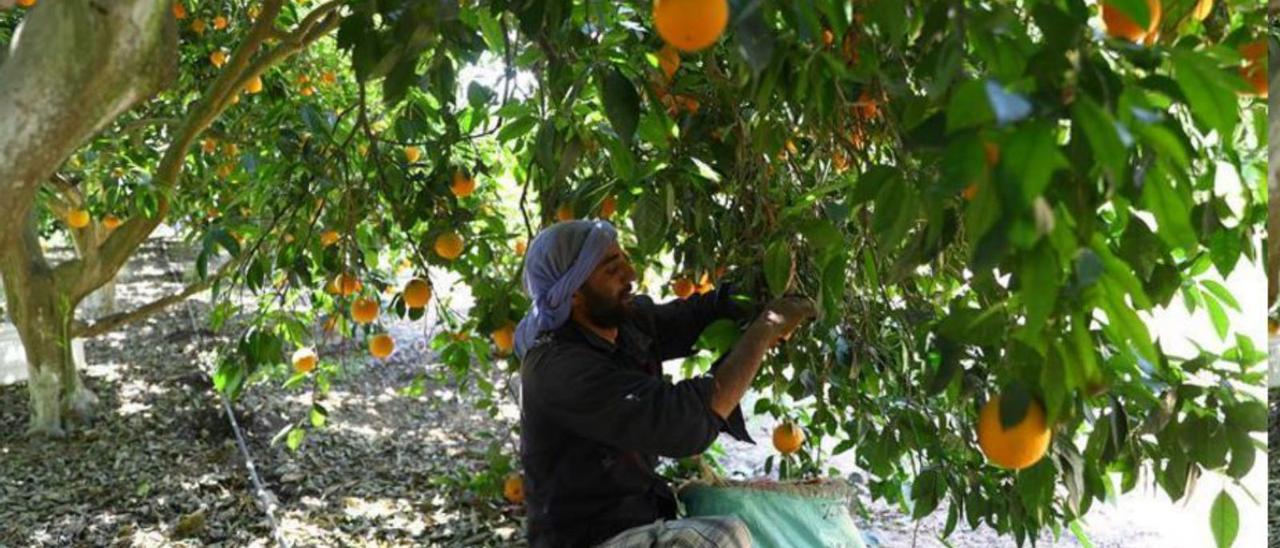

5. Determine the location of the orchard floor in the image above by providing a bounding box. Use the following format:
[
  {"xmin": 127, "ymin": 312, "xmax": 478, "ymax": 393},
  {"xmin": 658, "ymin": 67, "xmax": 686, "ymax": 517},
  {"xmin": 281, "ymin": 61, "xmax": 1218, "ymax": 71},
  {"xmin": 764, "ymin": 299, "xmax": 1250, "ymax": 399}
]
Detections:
[{"xmin": 0, "ymin": 231, "xmax": 1266, "ymax": 547}]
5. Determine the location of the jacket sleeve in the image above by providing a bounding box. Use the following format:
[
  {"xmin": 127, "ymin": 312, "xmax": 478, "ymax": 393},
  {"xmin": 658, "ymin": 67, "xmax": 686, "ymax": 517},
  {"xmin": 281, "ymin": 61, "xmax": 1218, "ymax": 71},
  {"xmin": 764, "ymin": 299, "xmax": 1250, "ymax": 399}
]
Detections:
[
  {"xmin": 640, "ymin": 283, "xmax": 755, "ymax": 362},
  {"xmin": 523, "ymin": 343, "xmax": 726, "ymax": 458}
]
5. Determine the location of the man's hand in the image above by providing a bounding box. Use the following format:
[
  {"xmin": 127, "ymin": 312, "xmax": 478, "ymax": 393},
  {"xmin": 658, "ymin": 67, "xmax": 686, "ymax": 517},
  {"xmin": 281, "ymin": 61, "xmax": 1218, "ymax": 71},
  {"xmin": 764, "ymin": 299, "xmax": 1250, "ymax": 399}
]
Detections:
[{"xmin": 757, "ymin": 295, "xmax": 819, "ymax": 343}]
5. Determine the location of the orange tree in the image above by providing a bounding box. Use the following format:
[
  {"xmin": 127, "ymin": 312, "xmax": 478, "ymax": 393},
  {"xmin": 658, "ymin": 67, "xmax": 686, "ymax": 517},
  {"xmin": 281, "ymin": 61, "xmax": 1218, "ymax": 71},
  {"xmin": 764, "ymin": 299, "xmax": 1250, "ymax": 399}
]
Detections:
[{"xmin": 0, "ymin": 0, "xmax": 1270, "ymax": 546}]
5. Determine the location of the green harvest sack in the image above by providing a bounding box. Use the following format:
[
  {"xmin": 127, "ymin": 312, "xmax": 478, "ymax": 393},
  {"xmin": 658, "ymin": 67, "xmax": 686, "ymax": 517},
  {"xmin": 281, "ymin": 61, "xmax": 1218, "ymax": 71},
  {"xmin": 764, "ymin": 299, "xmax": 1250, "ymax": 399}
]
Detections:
[{"xmin": 677, "ymin": 479, "xmax": 867, "ymax": 548}]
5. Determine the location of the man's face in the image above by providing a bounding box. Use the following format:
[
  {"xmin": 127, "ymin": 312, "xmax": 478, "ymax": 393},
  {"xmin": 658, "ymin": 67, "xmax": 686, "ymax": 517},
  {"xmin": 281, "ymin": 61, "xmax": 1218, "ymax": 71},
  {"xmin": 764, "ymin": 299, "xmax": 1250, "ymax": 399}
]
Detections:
[{"xmin": 575, "ymin": 241, "xmax": 637, "ymax": 328}]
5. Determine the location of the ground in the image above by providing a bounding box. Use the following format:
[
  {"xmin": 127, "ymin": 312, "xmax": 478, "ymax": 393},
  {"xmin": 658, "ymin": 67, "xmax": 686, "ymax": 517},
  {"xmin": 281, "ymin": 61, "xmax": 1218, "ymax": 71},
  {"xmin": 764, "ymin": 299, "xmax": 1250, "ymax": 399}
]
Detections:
[{"xmin": 0, "ymin": 232, "xmax": 1266, "ymax": 547}]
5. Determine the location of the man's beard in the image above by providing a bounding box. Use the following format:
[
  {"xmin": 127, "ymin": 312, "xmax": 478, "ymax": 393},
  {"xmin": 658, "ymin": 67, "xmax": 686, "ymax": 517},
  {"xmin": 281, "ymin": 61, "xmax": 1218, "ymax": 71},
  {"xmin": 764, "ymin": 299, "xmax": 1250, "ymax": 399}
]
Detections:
[{"xmin": 580, "ymin": 284, "xmax": 632, "ymax": 328}]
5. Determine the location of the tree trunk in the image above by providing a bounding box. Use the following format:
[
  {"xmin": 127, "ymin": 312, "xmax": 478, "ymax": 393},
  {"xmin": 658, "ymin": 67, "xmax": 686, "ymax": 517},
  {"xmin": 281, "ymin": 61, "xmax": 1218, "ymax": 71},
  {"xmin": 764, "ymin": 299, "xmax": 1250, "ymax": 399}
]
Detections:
[{"xmin": 0, "ymin": 218, "xmax": 96, "ymax": 438}]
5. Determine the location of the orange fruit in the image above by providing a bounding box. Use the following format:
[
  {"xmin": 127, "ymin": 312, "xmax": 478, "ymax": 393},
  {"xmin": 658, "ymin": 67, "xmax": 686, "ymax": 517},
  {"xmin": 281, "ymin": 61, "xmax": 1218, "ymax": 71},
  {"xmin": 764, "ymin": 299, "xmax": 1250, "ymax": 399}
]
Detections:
[
  {"xmin": 213, "ymin": 15, "xmax": 227, "ymax": 30},
  {"xmin": 173, "ymin": 2, "xmax": 187, "ymax": 19},
  {"xmin": 1192, "ymin": 0, "xmax": 1212, "ymax": 21},
  {"xmin": 224, "ymin": 143, "xmax": 239, "ymax": 157},
  {"xmin": 556, "ymin": 204, "xmax": 574, "ymax": 222},
  {"xmin": 216, "ymin": 164, "xmax": 234, "ymax": 178},
  {"xmin": 984, "ymin": 141, "xmax": 1000, "ymax": 168},
  {"xmin": 403, "ymin": 279, "xmax": 432, "ymax": 309},
  {"xmin": 210, "ymin": 50, "xmax": 227, "ymax": 68},
  {"xmin": 1101, "ymin": 0, "xmax": 1161, "ymax": 43},
  {"xmin": 658, "ymin": 45, "xmax": 681, "ymax": 81},
  {"xmin": 976, "ymin": 395, "xmax": 1053, "ymax": 470},
  {"xmin": 320, "ymin": 230, "xmax": 340, "ymax": 247},
  {"xmin": 291, "ymin": 347, "xmax": 318, "ymax": 374},
  {"xmin": 245, "ymin": 75, "xmax": 263, "ymax": 94},
  {"xmin": 66, "ymin": 209, "xmax": 91, "ymax": 229},
  {"xmin": 201, "ymin": 138, "xmax": 218, "ymax": 154},
  {"xmin": 492, "ymin": 323, "xmax": 516, "ymax": 355},
  {"xmin": 404, "ymin": 146, "xmax": 421, "ymax": 163},
  {"xmin": 653, "ymin": 0, "xmax": 730, "ymax": 53},
  {"xmin": 300, "ymin": 85, "xmax": 315, "ymax": 97},
  {"xmin": 673, "ymin": 278, "xmax": 695, "ymax": 299},
  {"xmin": 191, "ymin": 19, "xmax": 207, "ymax": 35},
  {"xmin": 435, "ymin": 231, "xmax": 465, "ymax": 260},
  {"xmin": 102, "ymin": 215, "xmax": 123, "ymax": 230},
  {"xmin": 833, "ymin": 148, "xmax": 849, "ymax": 173},
  {"xmin": 855, "ymin": 89, "xmax": 878, "ymax": 120},
  {"xmin": 696, "ymin": 272, "xmax": 714, "ymax": 294},
  {"xmin": 330, "ymin": 273, "xmax": 362, "ymax": 297},
  {"xmin": 247, "ymin": 5, "xmax": 260, "ymax": 19},
  {"xmin": 1239, "ymin": 40, "xmax": 1267, "ymax": 62},
  {"xmin": 515, "ymin": 239, "xmax": 528, "ymax": 256},
  {"xmin": 599, "ymin": 196, "xmax": 617, "ymax": 219},
  {"xmin": 503, "ymin": 473, "xmax": 525, "ymax": 504},
  {"xmin": 296, "ymin": 74, "xmax": 311, "ymax": 85},
  {"xmin": 351, "ymin": 298, "xmax": 379, "ymax": 325},
  {"xmin": 451, "ymin": 170, "xmax": 476, "ymax": 198},
  {"xmin": 772, "ymin": 422, "xmax": 805, "ymax": 454},
  {"xmin": 822, "ymin": 29, "xmax": 835, "ymax": 48},
  {"xmin": 1240, "ymin": 63, "xmax": 1267, "ymax": 97},
  {"xmin": 369, "ymin": 334, "xmax": 395, "ymax": 359},
  {"xmin": 322, "ymin": 71, "xmax": 337, "ymax": 84},
  {"xmin": 962, "ymin": 183, "xmax": 979, "ymax": 201}
]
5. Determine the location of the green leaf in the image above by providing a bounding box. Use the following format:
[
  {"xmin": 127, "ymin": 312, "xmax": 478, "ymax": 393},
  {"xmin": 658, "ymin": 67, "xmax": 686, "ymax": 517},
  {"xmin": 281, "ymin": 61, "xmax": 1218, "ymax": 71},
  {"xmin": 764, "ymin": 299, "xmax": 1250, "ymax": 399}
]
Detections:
[
  {"xmin": 1071, "ymin": 96, "xmax": 1127, "ymax": 179},
  {"xmin": 1106, "ymin": 0, "xmax": 1151, "ymax": 30},
  {"xmin": 1225, "ymin": 400, "xmax": 1267, "ymax": 432},
  {"xmin": 630, "ymin": 187, "xmax": 669, "ymax": 254},
  {"xmin": 873, "ymin": 176, "xmax": 918, "ymax": 252},
  {"xmin": 999, "ymin": 383, "xmax": 1032, "ymax": 430},
  {"xmin": 1002, "ymin": 121, "xmax": 1069, "ymax": 205},
  {"xmin": 1069, "ymin": 520, "xmax": 1095, "ymax": 548},
  {"xmin": 764, "ymin": 240, "xmax": 793, "ymax": 298},
  {"xmin": 1203, "ymin": 291, "xmax": 1229, "ymax": 341},
  {"xmin": 946, "ymin": 80, "xmax": 994, "ymax": 133},
  {"xmin": 1020, "ymin": 243, "xmax": 1059, "ymax": 335},
  {"xmin": 310, "ymin": 404, "xmax": 328, "ymax": 428},
  {"xmin": 1171, "ymin": 49, "xmax": 1239, "ymax": 138},
  {"xmin": 1225, "ymin": 431, "xmax": 1256, "ymax": 480},
  {"xmin": 1141, "ymin": 166, "xmax": 1198, "ymax": 251},
  {"xmin": 600, "ymin": 68, "xmax": 641, "ymax": 145},
  {"xmin": 910, "ymin": 468, "xmax": 943, "ymax": 519},
  {"xmin": 697, "ymin": 319, "xmax": 743, "ymax": 355},
  {"xmin": 1200, "ymin": 280, "xmax": 1241, "ymax": 313},
  {"xmin": 820, "ymin": 251, "xmax": 849, "ymax": 321},
  {"xmin": 286, "ymin": 427, "xmax": 307, "ymax": 452},
  {"xmin": 1208, "ymin": 490, "xmax": 1239, "ymax": 548},
  {"xmin": 867, "ymin": 0, "xmax": 906, "ymax": 48},
  {"xmin": 497, "ymin": 114, "xmax": 538, "ymax": 143}
]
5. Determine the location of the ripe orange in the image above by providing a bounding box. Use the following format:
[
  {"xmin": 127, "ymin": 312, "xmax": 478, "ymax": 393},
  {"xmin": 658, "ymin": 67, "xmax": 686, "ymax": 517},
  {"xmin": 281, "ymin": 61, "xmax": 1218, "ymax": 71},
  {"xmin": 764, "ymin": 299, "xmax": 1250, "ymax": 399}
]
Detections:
[
  {"xmin": 599, "ymin": 196, "xmax": 617, "ymax": 219},
  {"xmin": 369, "ymin": 334, "xmax": 395, "ymax": 359},
  {"xmin": 330, "ymin": 273, "xmax": 362, "ymax": 297},
  {"xmin": 451, "ymin": 170, "xmax": 476, "ymax": 198},
  {"xmin": 16, "ymin": 0, "xmax": 35, "ymax": 7},
  {"xmin": 191, "ymin": 19, "xmax": 207, "ymax": 35},
  {"xmin": 210, "ymin": 50, "xmax": 227, "ymax": 68},
  {"xmin": 173, "ymin": 2, "xmax": 187, "ymax": 19},
  {"xmin": 322, "ymin": 71, "xmax": 337, "ymax": 84},
  {"xmin": 556, "ymin": 204, "xmax": 574, "ymax": 222},
  {"xmin": 435, "ymin": 231, "xmax": 465, "ymax": 260},
  {"xmin": 245, "ymin": 75, "xmax": 263, "ymax": 94},
  {"xmin": 492, "ymin": 323, "xmax": 516, "ymax": 355},
  {"xmin": 102, "ymin": 215, "xmax": 123, "ymax": 230},
  {"xmin": 213, "ymin": 15, "xmax": 227, "ymax": 30},
  {"xmin": 351, "ymin": 298, "xmax": 379, "ymax": 325},
  {"xmin": 216, "ymin": 164, "xmax": 234, "ymax": 178},
  {"xmin": 296, "ymin": 74, "xmax": 311, "ymax": 85},
  {"xmin": 653, "ymin": 0, "xmax": 730, "ymax": 53},
  {"xmin": 1239, "ymin": 40, "xmax": 1267, "ymax": 62},
  {"xmin": 658, "ymin": 45, "xmax": 681, "ymax": 81},
  {"xmin": 855, "ymin": 89, "xmax": 878, "ymax": 120},
  {"xmin": 1192, "ymin": 0, "xmax": 1212, "ymax": 21},
  {"xmin": 320, "ymin": 230, "xmax": 340, "ymax": 247},
  {"xmin": 1240, "ymin": 63, "xmax": 1267, "ymax": 98},
  {"xmin": 772, "ymin": 423, "xmax": 805, "ymax": 454},
  {"xmin": 976, "ymin": 395, "xmax": 1053, "ymax": 470},
  {"xmin": 503, "ymin": 473, "xmax": 525, "ymax": 504},
  {"xmin": 1101, "ymin": 0, "xmax": 1161, "ymax": 43},
  {"xmin": 291, "ymin": 347, "xmax": 318, "ymax": 374},
  {"xmin": 833, "ymin": 148, "xmax": 849, "ymax": 173},
  {"xmin": 403, "ymin": 279, "xmax": 432, "ymax": 309},
  {"xmin": 673, "ymin": 278, "xmax": 695, "ymax": 299},
  {"xmin": 300, "ymin": 85, "xmax": 316, "ymax": 97},
  {"xmin": 696, "ymin": 272, "xmax": 714, "ymax": 294},
  {"xmin": 201, "ymin": 138, "xmax": 218, "ymax": 154},
  {"xmin": 66, "ymin": 209, "xmax": 91, "ymax": 229},
  {"xmin": 515, "ymin": 239, "xmax": 528, "ymax": 256},
  {"xmin": 962, "ymin": 183, "xmax": 979, "ymax": 201},
  {"xmin": 404, "ymin": 146, "xmax": 421, "ymax": 163}
]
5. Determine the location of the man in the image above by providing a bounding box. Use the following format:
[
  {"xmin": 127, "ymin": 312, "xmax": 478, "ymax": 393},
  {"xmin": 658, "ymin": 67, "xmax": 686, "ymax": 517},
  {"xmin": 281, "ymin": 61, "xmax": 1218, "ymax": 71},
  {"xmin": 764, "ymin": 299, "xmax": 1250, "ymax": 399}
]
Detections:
[{"xmin": 515, "ymin": 220, "xmax": 817, "ymax": 547}]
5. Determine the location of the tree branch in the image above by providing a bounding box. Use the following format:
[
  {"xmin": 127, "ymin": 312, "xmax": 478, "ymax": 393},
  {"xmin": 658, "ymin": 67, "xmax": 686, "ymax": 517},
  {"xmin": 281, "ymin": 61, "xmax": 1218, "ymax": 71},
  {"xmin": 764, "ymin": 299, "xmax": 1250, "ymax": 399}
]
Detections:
[{"xmin": 72, "ymin": 252, "xmax": 242, "ymax": 339}]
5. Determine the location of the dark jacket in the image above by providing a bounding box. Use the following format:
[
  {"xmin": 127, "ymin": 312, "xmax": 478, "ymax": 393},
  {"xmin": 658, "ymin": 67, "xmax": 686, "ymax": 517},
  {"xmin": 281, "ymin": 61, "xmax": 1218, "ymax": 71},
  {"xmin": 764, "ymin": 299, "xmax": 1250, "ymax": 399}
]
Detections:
[{"xmin": 519, "ymin": 288, "xmax": 754, "ymax": 547}]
